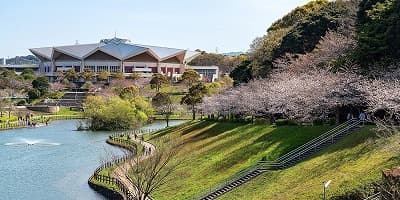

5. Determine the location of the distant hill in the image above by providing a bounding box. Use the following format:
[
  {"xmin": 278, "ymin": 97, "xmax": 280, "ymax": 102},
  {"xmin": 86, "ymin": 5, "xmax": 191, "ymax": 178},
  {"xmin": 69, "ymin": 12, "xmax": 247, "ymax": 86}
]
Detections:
[
  {"xmin": 222, "ymin": 51, "xmax": 245, "ymax": 56},
  {"xmin": 5, "ymin": 55, "xmax": 39, "ymax": 65}
]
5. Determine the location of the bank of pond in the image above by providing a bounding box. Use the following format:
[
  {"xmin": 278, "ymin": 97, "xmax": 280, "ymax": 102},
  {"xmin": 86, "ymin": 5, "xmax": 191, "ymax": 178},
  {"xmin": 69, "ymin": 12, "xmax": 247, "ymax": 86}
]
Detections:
[
  {"xmin": 0, "ymin": 119, "xmax": 185, "ymax": 200},
  {"xmin": 0, "ymin": 119, "xmax": 395, "ymax": 200}
]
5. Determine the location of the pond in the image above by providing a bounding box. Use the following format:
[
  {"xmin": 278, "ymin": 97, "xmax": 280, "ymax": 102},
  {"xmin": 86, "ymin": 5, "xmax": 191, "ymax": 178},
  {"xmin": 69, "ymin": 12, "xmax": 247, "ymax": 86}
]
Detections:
[{"xmin": 0, "ymin": 120, "xmax": 186, "ymax": 200}]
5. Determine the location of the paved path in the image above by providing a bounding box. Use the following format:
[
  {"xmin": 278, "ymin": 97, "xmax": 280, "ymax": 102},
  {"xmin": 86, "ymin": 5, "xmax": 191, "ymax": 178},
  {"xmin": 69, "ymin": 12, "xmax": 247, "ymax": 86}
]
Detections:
[{"xmin": 111, "ymin": 135, "xmax": 156, "ymax": 200}]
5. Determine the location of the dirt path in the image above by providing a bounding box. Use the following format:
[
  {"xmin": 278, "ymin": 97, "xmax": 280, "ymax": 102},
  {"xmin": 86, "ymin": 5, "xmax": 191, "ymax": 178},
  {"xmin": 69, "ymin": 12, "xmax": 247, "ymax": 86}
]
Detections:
[{"xmin": 111, "ymin": 135, "xmax": 156, "ymax": 200}]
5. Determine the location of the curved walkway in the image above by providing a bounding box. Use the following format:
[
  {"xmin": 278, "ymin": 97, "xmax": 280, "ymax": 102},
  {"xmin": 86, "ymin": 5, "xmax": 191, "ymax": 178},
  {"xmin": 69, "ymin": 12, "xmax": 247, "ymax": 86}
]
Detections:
[{"xmin": 111, "ymin": 135, "xmax": 156, "ymax": 200}]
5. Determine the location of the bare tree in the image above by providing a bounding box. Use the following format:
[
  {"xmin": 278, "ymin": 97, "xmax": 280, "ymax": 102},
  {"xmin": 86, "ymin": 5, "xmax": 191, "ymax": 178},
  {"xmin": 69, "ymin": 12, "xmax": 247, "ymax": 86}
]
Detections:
[{"xmin": 113, "ymin": 139, "xmax": 182, "ymax": 200}]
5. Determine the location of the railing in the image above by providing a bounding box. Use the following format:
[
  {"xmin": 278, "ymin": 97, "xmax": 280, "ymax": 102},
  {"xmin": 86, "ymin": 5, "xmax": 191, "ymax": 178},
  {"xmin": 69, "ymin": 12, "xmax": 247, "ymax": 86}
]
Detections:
[
  {"xmin": 90, "ymin": 130, "xmax": 160, "ymax": 200},
  {"xmin": 0, "ymin": 120, "xmax": 28, "ymax": 130},
  {"xmin": 90, "ymin": 153, "xmax": 136, "ymax": 199},
  {"xmin": 271, "ymin": 120, "xmax": 361, "ymax": 167},
  {"xmin": 363, "ymin": 192, "xmax": 380, "ymax": 200},
  {"xmin": 110, "ymin": 129, "xmax": 162, "ymax": 138},
  {"xmin": 271, "ymin": 119, "xmax": 357, "ymax": 164},
  {"xmin": 0, "ymin": 115, "xmax": 85, "ymax": 131},
  {"xmin": 194, "ymin": 120, "xmax": 362, "ymax": 199}
]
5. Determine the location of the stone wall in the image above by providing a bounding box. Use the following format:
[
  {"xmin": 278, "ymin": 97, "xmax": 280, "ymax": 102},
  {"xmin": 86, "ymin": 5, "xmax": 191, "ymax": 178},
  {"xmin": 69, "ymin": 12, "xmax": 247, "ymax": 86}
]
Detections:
[
  {"xmin": 88, "ymin": 179, "xmax": 123, "ymax": 200},
  {"xmin": 26, "ymin": 106, "xmax": 59, "ymax": 113}
]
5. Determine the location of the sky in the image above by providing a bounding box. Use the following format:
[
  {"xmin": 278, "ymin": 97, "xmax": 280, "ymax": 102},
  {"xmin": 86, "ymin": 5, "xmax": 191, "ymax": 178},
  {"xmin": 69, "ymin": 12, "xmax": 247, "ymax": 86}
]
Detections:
[{"xmin": 0, "ymin": 0, "xmax": 310, "ymax": 58}]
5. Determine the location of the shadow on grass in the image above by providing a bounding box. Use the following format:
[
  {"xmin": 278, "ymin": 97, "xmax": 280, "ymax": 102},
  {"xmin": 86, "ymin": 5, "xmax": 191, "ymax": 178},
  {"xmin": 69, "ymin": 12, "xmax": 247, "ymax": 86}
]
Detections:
[
  {"xmin": 212, "ymin": 125, "xmax": 333, "ymax": 172},
  {"xmin": 285, "ymin": 126, "xmax": 379, "ymax": 172},
  {"xmin": 148, "ymin": 121, "xmax": 199, "ymax": 140}
]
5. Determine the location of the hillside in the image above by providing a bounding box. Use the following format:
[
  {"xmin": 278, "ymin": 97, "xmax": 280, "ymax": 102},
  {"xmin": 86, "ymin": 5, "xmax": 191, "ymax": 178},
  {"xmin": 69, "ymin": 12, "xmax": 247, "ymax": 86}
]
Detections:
[
  {"xmin": 146, "ymin": 120, "xmax": 334, "ymax": 199},
  {"xmin": 5, "ymin": 55, "xmax": 39, "ymax": 65},
  {"xmin": 219, "ymin": 126, "xmax": 400, "ymax": 199}
]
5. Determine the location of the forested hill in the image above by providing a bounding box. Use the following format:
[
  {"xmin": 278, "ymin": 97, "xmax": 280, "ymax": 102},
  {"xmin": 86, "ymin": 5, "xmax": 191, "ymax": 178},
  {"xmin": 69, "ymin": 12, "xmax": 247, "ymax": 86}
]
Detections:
[
  {"xmin": 4, "ymin": 55, "xmax": 39, "ymax": 65},
  {"xmin": 246, "ymin": 0, "xmax": 358, "ymax": 78},
  {"xmin": 229, "ymin": 0, "xmax": 400, "ymax": 83}
]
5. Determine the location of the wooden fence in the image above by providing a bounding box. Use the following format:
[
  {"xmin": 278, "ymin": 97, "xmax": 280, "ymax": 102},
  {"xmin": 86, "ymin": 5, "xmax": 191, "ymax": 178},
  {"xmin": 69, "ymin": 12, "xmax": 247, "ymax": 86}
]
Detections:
[
  {"xmin": 90, "ymin": 131, "xmax": 160, "ymax": 200},
  {"xmin": 0, "ymin": 115, "xmax": 84, "ymax": 130}
]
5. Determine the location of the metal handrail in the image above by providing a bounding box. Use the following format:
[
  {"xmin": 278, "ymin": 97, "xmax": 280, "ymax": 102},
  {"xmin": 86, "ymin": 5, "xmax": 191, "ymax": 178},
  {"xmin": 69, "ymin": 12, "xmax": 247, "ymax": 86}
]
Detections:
[
  {"xmin": 273, "ymin": 119, "xmax": 356, "ymax": 163},
  {"xmin": 278, "ymin": 120, "xmax": 361, "ymax": 166},
  {"xmin": 363, "ymin": 192, "xmax": 380, "ymax": 200},
  {"xmin": 195, "ymin": 120, "xmax": 361, "ymax": 200}
]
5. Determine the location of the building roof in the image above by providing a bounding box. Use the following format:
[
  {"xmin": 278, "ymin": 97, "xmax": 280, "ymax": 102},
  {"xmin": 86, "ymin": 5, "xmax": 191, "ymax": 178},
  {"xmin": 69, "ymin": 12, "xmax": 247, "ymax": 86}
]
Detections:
[{"xmin": 30, "ymin": 38, "xmax": 200, "ymax": 63}]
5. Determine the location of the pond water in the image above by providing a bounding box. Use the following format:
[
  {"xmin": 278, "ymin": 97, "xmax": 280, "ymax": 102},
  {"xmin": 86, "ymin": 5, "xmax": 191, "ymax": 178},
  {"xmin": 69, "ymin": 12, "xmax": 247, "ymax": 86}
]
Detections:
[{"xmin": 0, "ymin": 120, "xmax": 186, "ymax": 200}]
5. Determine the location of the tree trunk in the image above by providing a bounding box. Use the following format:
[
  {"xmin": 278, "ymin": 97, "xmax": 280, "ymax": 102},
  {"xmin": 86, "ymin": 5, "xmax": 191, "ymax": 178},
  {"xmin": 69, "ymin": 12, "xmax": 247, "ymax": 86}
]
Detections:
[
  {"xmin": 335, "ymin": 106, "xmax": 340, "ymax": 125},
  {"xmin": 166, "ymin": 115, "xmax": 169, "ymax": 127},
  {"xmin": 192, "ymin": 105, "xmax": 196, "ymax": 120}
]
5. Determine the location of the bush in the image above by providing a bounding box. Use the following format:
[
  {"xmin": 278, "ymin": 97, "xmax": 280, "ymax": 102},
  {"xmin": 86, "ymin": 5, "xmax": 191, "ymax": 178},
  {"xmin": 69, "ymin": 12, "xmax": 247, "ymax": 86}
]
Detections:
[
  {"xmin": 28, "ymin": 89, "xmax": 41, "ymax": 100},
  {"xmin": 32, "ymin": 76, "xmax": 50, "ymax": 95},
  {"xmin": 275, "ymin": 119, "xmax": 288, "ymax": 126},
  {"xmin": 255, "ymin": 118, "xmax": 270, "ymax": 125},
  {"xmin": 313, "ymin": 118, "xmax": 325, "ymax": 126},
  {"xmin": 330, "ymin": 182, "xmax": 380, "ymax": 200},
  {"xmin": 328, "ymin": 117, "xmax": 336, "ymax": 125},
  {"xmin": 16, "ymin": 100, "xmax": 26, "ymax": 106},
  {"xmin": 47, "ymin": 91, "xmax": 64, "ymax": 99},
  {"xmin": 275, "ymin": 119, "xmax": 297, "ymax": 126}
]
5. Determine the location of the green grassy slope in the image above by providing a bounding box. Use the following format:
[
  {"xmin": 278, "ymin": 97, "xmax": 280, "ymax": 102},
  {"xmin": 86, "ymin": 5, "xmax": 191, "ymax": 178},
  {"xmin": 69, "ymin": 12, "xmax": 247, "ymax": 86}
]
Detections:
[
  {"xmin": 147, "ymin": 120, "xmax": 333, "ymax": 199},
  {"xmin": 219, "ymin": 126, "xmax": 400, "ymax": 200}
]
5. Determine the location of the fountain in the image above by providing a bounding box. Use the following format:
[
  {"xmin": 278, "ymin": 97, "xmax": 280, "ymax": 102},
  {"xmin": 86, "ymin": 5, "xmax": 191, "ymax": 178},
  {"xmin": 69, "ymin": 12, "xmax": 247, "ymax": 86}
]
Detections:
[{"xmin": 4, "ymin": 138, "xmax": 61, "ymax": 147}]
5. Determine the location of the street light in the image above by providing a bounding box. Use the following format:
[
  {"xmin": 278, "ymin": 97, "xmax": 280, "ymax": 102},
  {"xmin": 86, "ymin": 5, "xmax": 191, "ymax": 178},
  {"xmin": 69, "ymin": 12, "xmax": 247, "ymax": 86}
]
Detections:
[{"xmin": 323, "ymin": 180, "xmax": 332, "ymax": 200}]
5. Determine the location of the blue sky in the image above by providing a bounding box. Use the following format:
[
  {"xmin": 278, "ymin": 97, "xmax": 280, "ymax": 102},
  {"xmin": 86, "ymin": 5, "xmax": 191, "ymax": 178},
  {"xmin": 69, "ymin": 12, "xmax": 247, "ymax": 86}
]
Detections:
[{"xmin": 1, "ymin": 0, "xmax": 309, "ymax": 58}]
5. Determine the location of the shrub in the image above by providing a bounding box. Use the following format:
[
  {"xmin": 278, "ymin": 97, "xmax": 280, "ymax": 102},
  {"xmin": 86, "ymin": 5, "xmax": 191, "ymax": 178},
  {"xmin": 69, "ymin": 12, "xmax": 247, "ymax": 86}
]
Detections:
[
  {"xmin": 32, "ymin": 76, "xmax": 50, "ymax": 95},
  {"xmin": 328, "ymin": 117, "xmax": 336, "ymax": 125},
  {"xmin": 16, "ymin": 100, "xmax": 26, "ymax": 106},
  {"xmin": 255, "ymin": 118, "xmax": 270, "ymax": 125},
  {"xmin": 28, "ymin": 89, "xmax": 41, "ymax": 100},
  {"xmin": 47, "ymin": 91, "xmax": 64, "ymax": 99},
  {"xmin": 276, "ymin": 119, "xmax": 297, "ymax": 126},
  {"xmin": 330, "ymin": 182, "xmax": 380, "ymax": 200},
  {"xmin": 275, "ymin": 119, "xmax": 289, "ymax": 126},
  {"xmin": 313, "ymin": 118, "xmax": 325, "ymax": 126}
]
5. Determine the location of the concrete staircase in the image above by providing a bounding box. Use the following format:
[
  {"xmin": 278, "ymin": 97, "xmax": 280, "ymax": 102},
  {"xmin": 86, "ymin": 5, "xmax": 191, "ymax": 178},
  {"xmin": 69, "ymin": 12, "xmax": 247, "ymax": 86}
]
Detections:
[{"xmin": 199, "ymin": 119, "xmax": 362, "ymax": 200}]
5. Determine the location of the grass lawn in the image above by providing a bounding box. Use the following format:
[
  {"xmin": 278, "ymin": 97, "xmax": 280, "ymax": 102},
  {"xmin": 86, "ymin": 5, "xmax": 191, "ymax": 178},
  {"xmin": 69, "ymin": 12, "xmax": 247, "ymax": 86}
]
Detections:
[
  {"xmin": 219, "ymin": 126, "xmax": 400, "ymax": 200},
  {"xmin": 147, "ymin": 120, "xmax": 334, "ymax": 199},
  {"xmin": 55, "ymin": 107, "xmax": 82, "ymax": 116}
]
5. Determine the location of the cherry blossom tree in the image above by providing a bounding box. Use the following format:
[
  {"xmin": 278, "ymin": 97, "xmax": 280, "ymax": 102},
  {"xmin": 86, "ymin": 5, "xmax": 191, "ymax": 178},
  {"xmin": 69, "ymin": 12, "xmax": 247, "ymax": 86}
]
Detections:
[{"xmin": 362, "ymin": 79, "xmax": 400, "ymax": 136}]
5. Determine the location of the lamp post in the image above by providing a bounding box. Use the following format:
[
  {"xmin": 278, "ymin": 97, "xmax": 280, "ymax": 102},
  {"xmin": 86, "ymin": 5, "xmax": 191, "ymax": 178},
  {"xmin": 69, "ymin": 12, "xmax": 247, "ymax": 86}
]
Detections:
[{"xmin": 323, "ymin": 180, "xmax": 332, "ymax": 200}]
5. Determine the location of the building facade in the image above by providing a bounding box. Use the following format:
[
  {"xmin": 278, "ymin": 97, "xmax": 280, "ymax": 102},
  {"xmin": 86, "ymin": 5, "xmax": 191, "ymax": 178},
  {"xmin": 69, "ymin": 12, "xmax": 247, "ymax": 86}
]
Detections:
[{"xmin": 30, "ymin": 38, "xmax": 217, "ymax": 81}]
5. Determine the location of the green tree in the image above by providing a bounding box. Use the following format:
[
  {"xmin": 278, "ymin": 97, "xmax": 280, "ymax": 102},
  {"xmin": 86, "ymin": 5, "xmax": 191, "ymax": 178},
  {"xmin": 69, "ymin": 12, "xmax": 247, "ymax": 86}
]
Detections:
[
  {"xmin": 27, "ymin": 88, "xmax": 41, "ymax": 101},
  {"xmin": 152, "ymin": 92, "xmax": 175, "ymax": 127},
  {"xmin": 80, "ymin": 68, "xmax": 95, "ymax": 81},
  {"xmin": 63, "ymin": 68, "xmax": 78, "ymax": 81},
  {"xmin": 83, "ymin": 95, "xmax": 149, "ymax": 131},
  {"xmin": 112, "ymin": 72, "xmax": 125, "ymax": 80},
  {"xmin": 21, "ymin": 69, "xmax": 35, "ymax": 80},
  {"xmin": 32, "ymin": 76, "xmax": 50, "ymax": 95},
  {"xmin": 116, "ymin": 86, "xmax": 140, "ymax": 99},
  {"xmin": 356, "ymin": 0, "xmax": 400, "ymax": 65},
  {"xmin": 97, "ymin": 70, "xmax": 110, "ymax": 82},
  {"xmin": 128, "ymin": 72, "xmax": 141, "ymax": 80},
  {"xmin": 181, "ymin": 69, "xmax": 200, "ymax": 87},
  {"xmin": 150, "ymin": 73, "xmax": 169, "ymax": 92},
  {"xmin": 230, "ymin": 60, "xmax": 252, "ymax": 86},
  {"xmin": 181, "ymin": 83, "xmax": 208, "ymax": 120}
]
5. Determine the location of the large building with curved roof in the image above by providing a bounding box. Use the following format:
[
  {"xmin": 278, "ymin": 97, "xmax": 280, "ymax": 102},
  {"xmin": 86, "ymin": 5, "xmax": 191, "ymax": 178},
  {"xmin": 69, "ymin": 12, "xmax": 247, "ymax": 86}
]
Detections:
[{"xmin": 29, "ymin": 38, "xmax": 209, "ymax": 80}]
